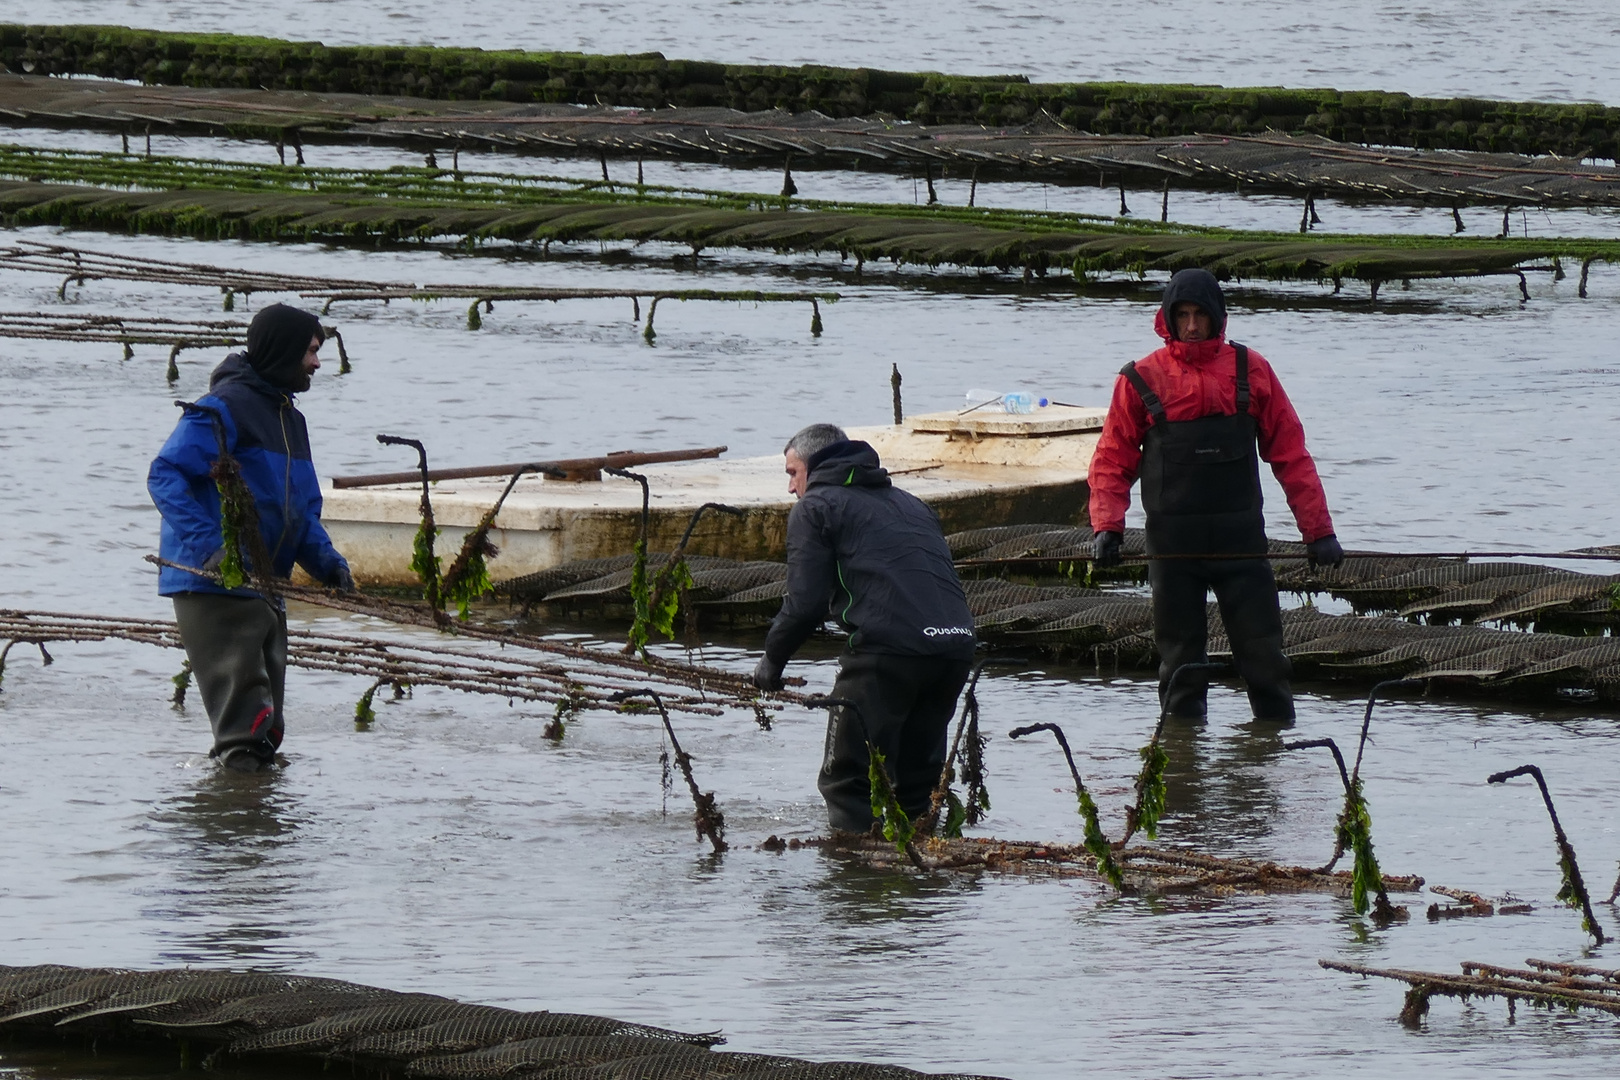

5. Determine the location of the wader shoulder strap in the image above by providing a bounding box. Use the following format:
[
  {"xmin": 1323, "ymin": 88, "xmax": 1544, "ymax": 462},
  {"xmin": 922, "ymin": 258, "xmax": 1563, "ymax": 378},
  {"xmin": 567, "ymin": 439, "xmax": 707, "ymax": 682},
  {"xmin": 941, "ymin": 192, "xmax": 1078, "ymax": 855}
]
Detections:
[
  {"xmin": 1232, "ymin": 343, "xmax": 1251, "ymax": 414},
  {"xmin": 1118, "ymin": 362, "xmax": 1168, "ymax": 423}
]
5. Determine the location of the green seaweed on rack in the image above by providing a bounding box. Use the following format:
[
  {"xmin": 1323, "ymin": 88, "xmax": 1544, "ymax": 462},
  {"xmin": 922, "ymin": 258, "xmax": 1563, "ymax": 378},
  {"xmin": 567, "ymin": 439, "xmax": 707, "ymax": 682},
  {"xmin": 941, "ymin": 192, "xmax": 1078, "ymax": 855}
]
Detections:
[
  {"xmin": 960, "ymin": 703, "xmax": 991, "ymax": 825},
  {"xmin": 941, "ymin": 788, "xmax": 968, "ymax": 839},
  {"xmin": 625, "ymin": 537, "xmax": 652, "ymax": 658},
  {"xmin": 1335, "ymin": 777, "xmax": 1387, "ymax": 917},
  {"xmin": 170, "ymin": 659, "xmax": 192, "ymax": 708},
  {"xmin": 211, "ymin": 468, "xmax": 252, "ymax": 591},
  {"xmin": 1077, "ymin": 785, "xmax": 1124, "ymax": 891},
  {"xmin": 544, "ymin": 686, "xmax": 587, "ymax": 741},
  {"xmin": 11, "ymin": 24, "xmax": 1620, "ymax": 157},
  {"xmin": 354, "ymin": 681, "xmax": 380, "ymax": 728},
  {"xmin": 441, "ymin": 549, "xmax": 492, "ymax": 620},
  {"xmin": 868, "ymin": 745, "xmax": 916, "ymax": 854},
  {"xmin": 408, "ymin": 518, "xmax": 441, "ymax": 607},
  {"xmin": 1131, "ymin": 740, "xmax": 1170, "ymax": 841},
  {"xmin": 4, "ymin": 144, "xmax": 1620, "ymax": 286}
]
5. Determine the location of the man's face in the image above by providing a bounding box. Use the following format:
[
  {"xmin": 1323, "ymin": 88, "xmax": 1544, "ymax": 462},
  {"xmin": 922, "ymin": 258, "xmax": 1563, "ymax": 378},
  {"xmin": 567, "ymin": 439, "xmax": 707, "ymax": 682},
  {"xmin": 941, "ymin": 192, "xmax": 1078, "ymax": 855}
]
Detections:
[
  {"xmin": 1173, "ymin": 302, "xmax": 1214, "ymax": 343},
  {"xmin": 785, "ymin": 449, "xmax": 810, "ymax": 498},
  {"xmin": 295, "ymin": 334, "xmax": 322, "ymax": 391}
]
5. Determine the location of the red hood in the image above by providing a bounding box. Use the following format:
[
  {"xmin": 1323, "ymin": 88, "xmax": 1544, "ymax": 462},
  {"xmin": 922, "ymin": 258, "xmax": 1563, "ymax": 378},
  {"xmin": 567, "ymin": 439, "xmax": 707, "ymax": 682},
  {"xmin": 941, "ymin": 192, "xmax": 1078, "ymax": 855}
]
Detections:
[{"xmin": 1154, "ymin": 307, "xmax": 1226, "ymax": 366}]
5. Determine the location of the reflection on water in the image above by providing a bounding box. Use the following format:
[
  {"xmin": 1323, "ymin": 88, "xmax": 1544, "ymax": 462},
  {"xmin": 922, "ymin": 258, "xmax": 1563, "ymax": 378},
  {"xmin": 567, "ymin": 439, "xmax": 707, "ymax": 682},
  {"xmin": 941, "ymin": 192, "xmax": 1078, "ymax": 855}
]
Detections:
[
  {"xmin": 1154, "ymin": 718, "xmax": 1291, "ymax": 854},
  {"xmin": 807, "ymin": 852, "xmax": 982, "ymax": 932},
  {"xmin": 141, "ymin": 770, "xmax": 312, "ymax": 970}
]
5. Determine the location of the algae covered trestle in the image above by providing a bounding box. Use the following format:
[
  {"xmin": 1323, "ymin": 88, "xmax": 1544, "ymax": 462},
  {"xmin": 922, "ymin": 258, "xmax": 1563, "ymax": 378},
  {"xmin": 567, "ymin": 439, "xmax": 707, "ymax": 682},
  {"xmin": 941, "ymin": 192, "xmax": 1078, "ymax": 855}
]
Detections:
[{"xmin": 3, "ymin": 9, "xmax": 1620, "ymax": 1080}]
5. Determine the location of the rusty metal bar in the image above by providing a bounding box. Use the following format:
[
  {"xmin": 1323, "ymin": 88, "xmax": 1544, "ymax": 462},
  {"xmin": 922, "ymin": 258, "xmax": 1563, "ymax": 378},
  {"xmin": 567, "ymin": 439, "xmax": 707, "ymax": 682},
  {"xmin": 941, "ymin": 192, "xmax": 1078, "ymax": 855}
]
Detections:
[{"xmin": 331, "ymin": 446, "xmax": 727, "ymax": 488}]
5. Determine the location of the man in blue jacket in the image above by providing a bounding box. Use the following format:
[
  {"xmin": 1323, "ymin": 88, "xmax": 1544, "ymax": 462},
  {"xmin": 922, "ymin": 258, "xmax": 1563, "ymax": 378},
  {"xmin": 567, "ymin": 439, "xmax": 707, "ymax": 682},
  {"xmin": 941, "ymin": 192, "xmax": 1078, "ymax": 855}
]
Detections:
[
  {"xmin": 752, "ymin": 424, "xmax": 976, "ymax": 831},
  {"xmin": 148, "ymin": 304, "xmax": 352, "ymax": 773}
]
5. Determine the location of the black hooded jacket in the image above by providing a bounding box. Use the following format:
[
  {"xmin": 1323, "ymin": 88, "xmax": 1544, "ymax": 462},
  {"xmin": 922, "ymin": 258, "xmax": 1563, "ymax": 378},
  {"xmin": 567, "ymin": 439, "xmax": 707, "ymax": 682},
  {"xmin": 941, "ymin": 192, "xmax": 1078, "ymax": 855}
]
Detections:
[
  {"xmin": 764, "ymin": 440, "xmax": 976, "ymax": 664},
  {"xmin": 245, "ymin": 303, "xmax": 325, "ymax": 391}
]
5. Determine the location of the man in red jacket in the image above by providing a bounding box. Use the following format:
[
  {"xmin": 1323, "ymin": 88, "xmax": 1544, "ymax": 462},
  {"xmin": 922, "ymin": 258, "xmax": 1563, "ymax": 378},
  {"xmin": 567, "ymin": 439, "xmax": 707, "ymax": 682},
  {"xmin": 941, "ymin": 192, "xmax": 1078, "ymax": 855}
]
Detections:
[{"xmin": 1088, "ymin": 269, "xmax": 1343, "ymax": 723}]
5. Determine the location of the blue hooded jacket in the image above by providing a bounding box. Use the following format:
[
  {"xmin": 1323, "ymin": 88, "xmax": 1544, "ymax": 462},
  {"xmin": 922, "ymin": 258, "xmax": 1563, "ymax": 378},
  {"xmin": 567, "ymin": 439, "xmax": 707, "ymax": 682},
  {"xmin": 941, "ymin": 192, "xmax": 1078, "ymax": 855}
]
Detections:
[{"xmin": 148, "ymin": 352, "xmax": 347, "ymax": 597}]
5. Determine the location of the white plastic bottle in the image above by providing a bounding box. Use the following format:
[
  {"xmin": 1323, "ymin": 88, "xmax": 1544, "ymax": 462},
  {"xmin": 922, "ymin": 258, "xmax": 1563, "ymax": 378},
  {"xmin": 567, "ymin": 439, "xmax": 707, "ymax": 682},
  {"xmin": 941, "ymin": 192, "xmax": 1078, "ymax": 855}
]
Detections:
[
  {"xmin": 965, "ymin": 389, "xmax": 1049, "ymax": 415},
  {"xmin": 965, "ymin": 388, "xmax": 1006, "ymax": 413},
  {"xmin": 1000, "ymin": 392, "xmax": 1050, "ymax": 415}
]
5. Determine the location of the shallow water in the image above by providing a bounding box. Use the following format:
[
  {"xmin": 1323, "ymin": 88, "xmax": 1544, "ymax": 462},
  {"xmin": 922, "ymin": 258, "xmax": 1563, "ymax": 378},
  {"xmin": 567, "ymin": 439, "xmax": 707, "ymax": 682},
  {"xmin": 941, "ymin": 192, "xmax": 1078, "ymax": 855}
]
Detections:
[
  {"xmin": 4, "ymin": 4, "xmax": 1620, "ymax": 1077},
  {"xmin": 1, "ymin": 223, "xmax": 1619, "ymax": 1078}
]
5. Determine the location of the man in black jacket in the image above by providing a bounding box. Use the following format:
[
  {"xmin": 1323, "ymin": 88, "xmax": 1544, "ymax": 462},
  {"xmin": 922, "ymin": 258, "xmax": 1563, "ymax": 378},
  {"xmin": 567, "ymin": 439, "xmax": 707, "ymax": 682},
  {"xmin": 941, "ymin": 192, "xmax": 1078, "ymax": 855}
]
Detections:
[{"xmin": 751, "ymin": 424, "xmax": 977, "ymax": 831}]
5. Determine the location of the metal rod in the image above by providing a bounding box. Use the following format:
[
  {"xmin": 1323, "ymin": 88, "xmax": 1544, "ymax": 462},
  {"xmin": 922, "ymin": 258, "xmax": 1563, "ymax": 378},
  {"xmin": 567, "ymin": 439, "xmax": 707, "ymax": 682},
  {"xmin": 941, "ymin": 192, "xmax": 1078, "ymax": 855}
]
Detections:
[
  {"xmin": 1488, "ymin": 764, "xmax": 1607, "ymax": 944},
  {"xmin": 332, "ymin": 446, "xmax": 727, "ymax": 488}
]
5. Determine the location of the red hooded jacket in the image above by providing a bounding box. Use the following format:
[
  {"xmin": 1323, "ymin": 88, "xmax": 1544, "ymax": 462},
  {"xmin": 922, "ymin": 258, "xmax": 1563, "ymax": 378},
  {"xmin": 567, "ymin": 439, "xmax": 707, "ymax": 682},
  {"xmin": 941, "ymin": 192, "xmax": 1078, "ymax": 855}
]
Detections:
[{"xmin": 1087, "ymin": 309, "xmax": 1335, "ymax": 542}]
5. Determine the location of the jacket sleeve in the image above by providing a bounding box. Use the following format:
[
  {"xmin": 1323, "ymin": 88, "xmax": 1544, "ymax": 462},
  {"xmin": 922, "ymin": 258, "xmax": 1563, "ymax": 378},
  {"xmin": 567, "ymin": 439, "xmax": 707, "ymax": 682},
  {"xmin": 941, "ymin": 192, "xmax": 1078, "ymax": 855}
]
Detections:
[
  {"xmin": 293, "ymin": 484, "xmax": 349, "ymax": 585},
  {"xmin": 1086, "ymin": 373, "xmax": 1153, "ymax": 535},
  {"xmin": 1251, "ymin": 356, "xmax": 1336, "ymax": 542},
  {"xmin": 147, "ymin": 403, "xmax": 231, "ymax": 567},
  {"xmin": 763, "ymin": 497, "xmax": 838, "ymax": 666}
]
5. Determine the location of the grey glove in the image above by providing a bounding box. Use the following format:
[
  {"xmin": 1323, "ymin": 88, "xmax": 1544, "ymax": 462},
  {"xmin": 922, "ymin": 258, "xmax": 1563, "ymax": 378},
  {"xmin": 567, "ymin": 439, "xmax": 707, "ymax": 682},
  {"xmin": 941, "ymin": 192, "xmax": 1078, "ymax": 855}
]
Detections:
[
  {"xmin": 328, "ymin": 563, "xmax": 357, "ymax": 593},
  {"xmin": 1092, "ymin": 530, "xmax": 1123, "ymax": 569},
  {"xmin": 1307, "ymin": 534, "xmax": 1345, "ymax": 569},
  {"xmin": 750, "ymin": 656, "xmax": 785, "ymax": 692},
  {"xmin": 201, "ymin": 548, "xmax": 226, "ymax": 574}
]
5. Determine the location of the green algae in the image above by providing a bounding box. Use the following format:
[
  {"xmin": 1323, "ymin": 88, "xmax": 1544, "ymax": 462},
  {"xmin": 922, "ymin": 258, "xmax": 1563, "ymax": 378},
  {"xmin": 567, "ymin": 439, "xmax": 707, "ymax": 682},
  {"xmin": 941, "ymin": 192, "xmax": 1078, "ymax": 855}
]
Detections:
[{"xmin": 8, "ymin": 24, "xmax": 1620, "ymax": 158}]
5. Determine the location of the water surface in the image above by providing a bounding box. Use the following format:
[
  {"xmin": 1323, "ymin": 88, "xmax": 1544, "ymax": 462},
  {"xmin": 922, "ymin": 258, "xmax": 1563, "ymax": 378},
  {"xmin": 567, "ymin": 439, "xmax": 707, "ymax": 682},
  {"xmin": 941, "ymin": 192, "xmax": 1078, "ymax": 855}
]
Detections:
[{"xmin": 4, "ymin": 4, "xmax": 1620, "ymax": 1075}]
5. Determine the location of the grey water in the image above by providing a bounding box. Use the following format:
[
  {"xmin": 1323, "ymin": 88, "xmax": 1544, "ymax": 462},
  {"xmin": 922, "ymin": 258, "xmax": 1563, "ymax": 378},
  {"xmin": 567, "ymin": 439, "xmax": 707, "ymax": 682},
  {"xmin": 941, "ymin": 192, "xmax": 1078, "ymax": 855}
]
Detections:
[{"xmin": 3, "ymin": 3, "xmax": 1620, "ymax": 1079}]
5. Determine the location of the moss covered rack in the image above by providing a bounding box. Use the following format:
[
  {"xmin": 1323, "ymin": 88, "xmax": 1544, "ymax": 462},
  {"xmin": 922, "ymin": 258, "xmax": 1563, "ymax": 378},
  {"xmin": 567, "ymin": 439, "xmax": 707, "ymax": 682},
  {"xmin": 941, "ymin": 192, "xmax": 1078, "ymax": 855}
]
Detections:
[
  {"xmin": 3, "ymin": 144, "xmax": 1618, "ymax": 289},
  {"xmin": 4, "ymin": 24, "xmax": 1619, "ymax": 158}
]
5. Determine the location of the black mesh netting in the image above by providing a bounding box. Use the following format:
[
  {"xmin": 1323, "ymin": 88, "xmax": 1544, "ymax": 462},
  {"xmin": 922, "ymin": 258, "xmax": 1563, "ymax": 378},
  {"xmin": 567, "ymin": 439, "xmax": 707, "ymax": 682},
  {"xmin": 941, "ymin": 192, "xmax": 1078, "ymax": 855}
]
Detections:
[
  {"xmin": 974, "ymin": 597, "xmax": 1125, "ymax": 635},
  {"xmin": 1409, "ymin": 636, "xmax": 1589, "ymax": 679},
  {"xmin": 359, "ymin": 1014, "xmax": 716, "ymax": 1064},
  {"xmin": 402, "ymin": 1036, "xmax": 708, "ymax": 1077},
  {"xmin": 946, "ymin": 524, "xmax": 1056, "ymax": 559},
  {"xmin": 229, "ymin": 998, "xmax": 501, "ymax": 1054},
  {"xmin": 541, "ymin": 556, "xmax": 741, "ymax": 603},
  {"xmin": 10, "ymin": 971, "xmax": 346, "ymax": 1030},
  {"xmin": 1326, "ymin": 562, "xmax": 1530, "ymax": 608},
  {"xmin": 0, "ymin": 966, "xmax": 127, "ymax": 1011},
  {"xmin": 137, "ymin": 987, "xmax": 403, "ymax": 1038},
  {"xmin": 1475, "ymin": 575, "xmax": 1620, "ymax": 623},
  {"xmin": 0, "ymin": 965, "xmax": 1005, "ymax": 1080},
  {"xmin": 971, "ymin": 527, "xmax": 1094, "ymax": 561},
  {"xmin": 475, "ymin": 526, "xmax": 1620, "ymax": 701},
  {"xmin": 960, "ymin": 579, "xmax": 1098, "ymax": 616},
  {"xmin": 1395, "ymin": 571, "xmax": 1578, "ymax": 618},
  {"xmin": 1498, "ymin": 639, "xmax": 1620, "ymax": 682},
  {"xmin": 496, "ymin": 555, "xmax": 639, "ymax": 601}
]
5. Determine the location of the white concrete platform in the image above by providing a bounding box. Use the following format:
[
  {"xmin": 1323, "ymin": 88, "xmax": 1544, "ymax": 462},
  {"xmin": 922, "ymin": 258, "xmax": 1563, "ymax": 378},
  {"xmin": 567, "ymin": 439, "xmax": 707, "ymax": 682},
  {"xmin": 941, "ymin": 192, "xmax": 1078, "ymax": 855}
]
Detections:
[{"xmin": 320, "ymin": 408, "xmax": 1104, "ymax": 587}]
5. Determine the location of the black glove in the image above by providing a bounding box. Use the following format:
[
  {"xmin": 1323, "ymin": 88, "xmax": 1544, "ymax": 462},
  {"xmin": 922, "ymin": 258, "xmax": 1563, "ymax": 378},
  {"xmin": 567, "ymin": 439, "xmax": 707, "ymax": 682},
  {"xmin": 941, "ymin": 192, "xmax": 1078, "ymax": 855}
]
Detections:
[
  {"xmin": 1307, "ymin": 534, "xmax": 1345, "ymax": 569},
  {"xmin": 328, "ymin": 563, "xmax": 357, "ymax": 593},
  {"xmin": 1092, "ymin": 530, "xmax": 1123, "ymax": 569},
  {"xmin": 750, "ymin": 656, "xmax": 785, "ymax": 692}
]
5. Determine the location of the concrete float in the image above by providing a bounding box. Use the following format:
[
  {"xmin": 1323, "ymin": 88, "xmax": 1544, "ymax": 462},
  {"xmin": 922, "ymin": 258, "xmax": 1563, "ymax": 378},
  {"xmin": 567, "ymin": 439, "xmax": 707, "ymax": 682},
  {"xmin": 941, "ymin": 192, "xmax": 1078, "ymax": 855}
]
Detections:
[{"xmin": 320, "ymin": 406, "xmax": 1106, "ymax": 588}]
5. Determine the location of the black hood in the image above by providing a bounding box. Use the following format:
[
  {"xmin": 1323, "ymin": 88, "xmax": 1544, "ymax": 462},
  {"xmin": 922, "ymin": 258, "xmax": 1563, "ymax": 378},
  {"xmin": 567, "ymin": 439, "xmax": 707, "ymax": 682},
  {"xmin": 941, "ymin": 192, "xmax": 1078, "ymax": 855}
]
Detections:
[
  {"xmin": 210, "ymin": 352, "xmax": 284, "ymax": 398},
  {"xmin": 244, "ymin": 303, "xmax": 324, "ymax": 391},
  {"xmin": 806, "ymin": 440, "xmax": 891, "ymax": 489},
  {"xmin": 1160, "ymin": 268, "xmax": 1228, "ymax": 340}
]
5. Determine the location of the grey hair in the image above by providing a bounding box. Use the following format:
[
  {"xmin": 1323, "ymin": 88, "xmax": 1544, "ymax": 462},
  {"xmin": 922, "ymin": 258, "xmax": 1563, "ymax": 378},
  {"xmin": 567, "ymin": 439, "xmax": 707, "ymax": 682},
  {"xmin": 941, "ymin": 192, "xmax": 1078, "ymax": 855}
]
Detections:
[{"xmin": 783, "ymin": 423, "xmax": 847, "ymax": 461}]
